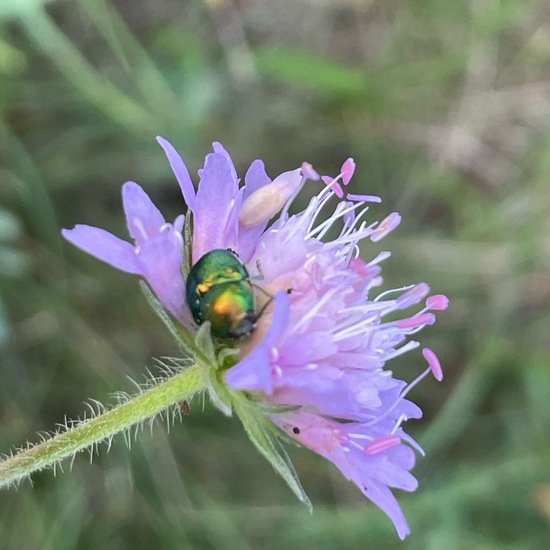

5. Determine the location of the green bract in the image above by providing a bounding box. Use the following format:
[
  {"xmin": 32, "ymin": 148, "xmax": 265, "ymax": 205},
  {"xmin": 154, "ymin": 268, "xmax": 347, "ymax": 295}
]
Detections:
[{"xmin": 186, "ymin": 249, "xmax": 256, "ymax": 339}]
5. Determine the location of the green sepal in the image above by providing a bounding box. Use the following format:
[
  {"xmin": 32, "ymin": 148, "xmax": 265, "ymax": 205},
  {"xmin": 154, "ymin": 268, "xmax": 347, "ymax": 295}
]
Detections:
[
  {"xmin": 258, "ymin": 403, "xmax": 302, "ymax": 415},
  {"xmin": 195, "ymin": 322, "xmax": 233, "ymax": 416},
  {"xmin": 233, "ymin": 399, "xmax": 312, "ymax": 512},
  {"xmin": 195, "ymin": 321, "xmax": 216, "ymax": 365},
  {"xmin": 139, "ymin": 281, "xmax": 196, "ymax": 358},
  {"xmin": 182, "ymin": 211, "xmax": 193, "ymax": 278},
  {"xmin": 217, "ymin": 346, "xmax": 241, "ymax": 370}
]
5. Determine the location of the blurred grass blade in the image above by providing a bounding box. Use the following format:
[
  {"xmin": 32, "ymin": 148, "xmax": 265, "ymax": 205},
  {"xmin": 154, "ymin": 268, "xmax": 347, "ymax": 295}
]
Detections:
[
  {"xmin": 255, "ymin": 46, "xmax": 365, "ymax": 97},
  {"xmin": 76, "ymin": 0, "xmax": 179, "ymax": 112},
  {"xmin": 1, "ymin": 123, "xmax": 62, "ymax": 254},
  {"xmin": 18, "ymin": 7, "xmax": 156, "ymax": 133}
]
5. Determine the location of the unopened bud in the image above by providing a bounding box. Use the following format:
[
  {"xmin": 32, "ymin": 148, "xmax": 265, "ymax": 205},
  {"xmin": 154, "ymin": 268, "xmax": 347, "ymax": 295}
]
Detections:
[{"xmin": 238, "ymin": 169, "xmax": 302, "ymax": 227}]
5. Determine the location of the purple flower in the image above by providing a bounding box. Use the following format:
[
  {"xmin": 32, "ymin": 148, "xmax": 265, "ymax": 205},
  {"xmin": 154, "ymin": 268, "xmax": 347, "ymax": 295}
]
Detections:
[
  {"xmin": 222, "ymin": 159, "xmax": 448, "ymax": 539},
  {"xmin": 63, "ymin": 137, "xmax": 448, "ymax": 539}
]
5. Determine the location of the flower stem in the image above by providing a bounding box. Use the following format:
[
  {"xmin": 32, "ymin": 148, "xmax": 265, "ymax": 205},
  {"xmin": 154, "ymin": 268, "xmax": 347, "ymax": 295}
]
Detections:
[{"xmin": 0, "ymin": 364, "xmax": 204, "ymax": 489}]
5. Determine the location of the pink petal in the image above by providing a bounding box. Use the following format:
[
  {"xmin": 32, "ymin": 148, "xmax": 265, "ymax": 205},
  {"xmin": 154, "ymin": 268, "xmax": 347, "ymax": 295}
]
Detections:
[
  {"xmin": 136, "ymin": 228, "xmax": 189, "ymax": 324},
  {"xmin": 225, "ymin": 291, "xmax": 290, "ymax": 394},
  {"xmin": 224, "ymin": 343, "xmax": 274, "ymax": 394},
  {"xmin": 363, "ymin": 483, "xmax": 410, "ymax": 540},
  {"xmin": 212, "ymin": 142, "xmax": 238, "ymax": 183},
  {"xmin": 62, "ymin": 225, "xmax": 139, "ymax": 274},
  {"xmin": 243, "ymin": 159, "xmax": 271, "ymax": 200},
  {"xmin": 156, "ymin": 136, "xmax": 196, "ymax": 212},
  {"xmin": 236, "ymin": 160, "xmax": 273, "ymax": 260},
  {"xmin": 194, "ymin": 152, "xmax": 239, "ymax": 261},
  {"xmin": 174, "ymin": 214, "xmax": 185, "ymax": 233},
  {"xmin": 122, "ymin": 181, "xmax": 166, "ymax": 245}
]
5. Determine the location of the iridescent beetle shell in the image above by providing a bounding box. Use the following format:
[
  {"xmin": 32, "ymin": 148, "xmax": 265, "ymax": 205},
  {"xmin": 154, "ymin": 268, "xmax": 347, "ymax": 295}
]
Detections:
[{"xmin": 186, "ymin": 249, "xmax": 256, "ymax": 339}]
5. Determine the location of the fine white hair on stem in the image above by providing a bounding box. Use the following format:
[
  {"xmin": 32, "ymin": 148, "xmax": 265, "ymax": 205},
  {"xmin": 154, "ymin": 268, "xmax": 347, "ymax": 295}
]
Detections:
[{"xmin": 0, "ymin": 359, "xmax": 199, "ymax": 490}]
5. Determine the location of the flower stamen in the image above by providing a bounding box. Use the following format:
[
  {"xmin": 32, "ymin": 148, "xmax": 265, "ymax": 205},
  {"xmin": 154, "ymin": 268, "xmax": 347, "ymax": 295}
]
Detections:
[{"xmin": 364, "ymin": 434, "xmax": 401, "ymax": 455}]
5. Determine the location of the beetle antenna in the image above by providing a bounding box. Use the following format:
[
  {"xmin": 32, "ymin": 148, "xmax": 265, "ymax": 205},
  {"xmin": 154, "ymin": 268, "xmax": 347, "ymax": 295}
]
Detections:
[
  {"xmin": 252, "ymin": 283, "xmax": 273, "ymax": 298},
  {"xmin": 256, "ymin": 295, "xmax": 275, "ymax": 319},
  {"xmin": 254, "ymin": 287, "xmax": 293, "ymax": 320}
]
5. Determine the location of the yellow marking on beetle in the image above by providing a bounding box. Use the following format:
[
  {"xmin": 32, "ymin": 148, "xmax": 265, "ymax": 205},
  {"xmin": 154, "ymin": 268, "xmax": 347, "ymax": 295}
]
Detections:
[
  {"xmin": 197, "ymin": 282, "xmax": 210, "ymax": 295},
  {"xmin": 213, "ymin": 295, "xmax": 236, "ymax": 315}
]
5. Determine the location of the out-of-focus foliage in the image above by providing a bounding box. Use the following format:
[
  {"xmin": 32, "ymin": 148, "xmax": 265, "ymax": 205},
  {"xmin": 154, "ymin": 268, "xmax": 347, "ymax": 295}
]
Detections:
[{"xmin": 1, "ymin": 0, "xmax": 549, "ymax": 548}]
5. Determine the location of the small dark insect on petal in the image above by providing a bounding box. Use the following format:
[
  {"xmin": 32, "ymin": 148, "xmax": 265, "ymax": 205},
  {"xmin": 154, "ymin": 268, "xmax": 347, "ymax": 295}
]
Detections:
[{"xmin": 292, "ymin": 426, "xmax": 300, "ymax": 435}]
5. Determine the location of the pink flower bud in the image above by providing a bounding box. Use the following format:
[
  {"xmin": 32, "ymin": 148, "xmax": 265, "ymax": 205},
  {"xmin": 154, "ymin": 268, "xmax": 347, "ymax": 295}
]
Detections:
[{"xmin": 238, "ymin": 169, "xmax": 302, "ymax": 227}]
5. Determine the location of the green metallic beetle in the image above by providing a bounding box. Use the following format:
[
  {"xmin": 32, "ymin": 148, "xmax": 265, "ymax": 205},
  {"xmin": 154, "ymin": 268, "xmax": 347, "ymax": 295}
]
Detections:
[{"xmin": 186, "ymin": 248, "xmax": 257, "ymax": 339}]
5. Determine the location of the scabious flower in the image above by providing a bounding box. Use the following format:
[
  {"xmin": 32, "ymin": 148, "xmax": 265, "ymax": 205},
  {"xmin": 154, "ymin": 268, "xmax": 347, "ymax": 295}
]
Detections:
[{"xmin": 63, "ymin": 137, "xmax": 448, "ymax": 540}]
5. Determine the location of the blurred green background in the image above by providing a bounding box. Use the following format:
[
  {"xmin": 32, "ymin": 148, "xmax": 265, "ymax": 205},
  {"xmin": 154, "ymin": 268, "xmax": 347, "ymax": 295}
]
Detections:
[{"xmin": 1, "ymin": 0, "xmax": 550, "ymax": 548}]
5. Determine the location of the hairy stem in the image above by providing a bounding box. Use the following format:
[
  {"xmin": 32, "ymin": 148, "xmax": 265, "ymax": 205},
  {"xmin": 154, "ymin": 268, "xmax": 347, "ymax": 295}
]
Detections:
[{"xmin": 0, "ymin": 364, "xmax": 204, "ymax": 489}]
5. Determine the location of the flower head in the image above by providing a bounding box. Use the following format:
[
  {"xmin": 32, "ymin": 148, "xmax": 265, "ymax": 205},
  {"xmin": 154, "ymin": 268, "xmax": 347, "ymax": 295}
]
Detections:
[{"xmin": 63, "ymin": 137, "xmax": 448, "ymax": 539}]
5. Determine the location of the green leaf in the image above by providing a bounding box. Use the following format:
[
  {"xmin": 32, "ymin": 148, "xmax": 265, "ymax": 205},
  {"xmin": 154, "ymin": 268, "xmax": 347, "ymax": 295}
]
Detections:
[
  {"xmin": 254, "ymin": 46, "xmax": 365, "ymax": 97},
  {"xmin": 234, "ymin": 400, "xmax": 312, "ymax": 511},
  {"xmin": 194, "ymin": 322, "xmax": 216, "ymax": 366},
  {"xmin": 139, "ymin": 281, "xmax": 196, "ymax": 358},
  {"xmin": 194, "ymin": 322, "xmax": 234, "ymax": 416}
]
